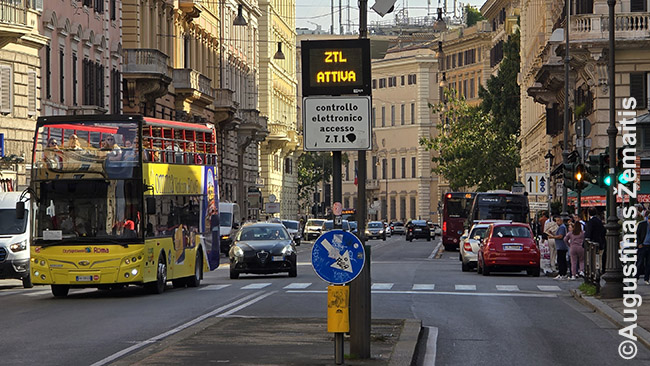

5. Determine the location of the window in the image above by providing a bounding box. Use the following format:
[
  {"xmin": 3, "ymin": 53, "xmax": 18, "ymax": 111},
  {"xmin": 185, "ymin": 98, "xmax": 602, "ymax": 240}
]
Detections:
[
  {"xmin": 184, "ymin": 36, "xmax": 190, "ymax": 69},
  {"xmin": 93, "ymin": 0, "xmax": 104, "ymax": 14},
  {"xmin": 45, "ymin": 45, "xmax": 51, "ymax": 99},
  {"xmin": 630, "ymin": 72, "xmax": 648, "ymax": 110},
  {"xmin": 345, "ymin": 162, "xmax": 349, "ymax": 180},
  {"xmin": 463, "ymin": 79, "xmax": 468, "ymax": 99},
  {"xmin": 372, "ymin": 107, "xmax": 376, "ymax": 127},
  {"xmin": 0, "ymin": 65, "xmax": 12, "ymax": 114},
  {"xmin": 285, "ymin": 157, "xmax": 293, "ymax": 174},
  {"xmin": 273, "ymin": 154, "xmax": 280, "ymax": 171},
  {"xmin": 72, "ymin": 53, "xmax": 78, "ymax": 105},
  {"xmin": 372, "ymin": 79, "xmax": 377, "ymax": 89},
  {"xmin": 400, "ymin": 104, "xmax": 405, "ymax": 125},
  {"xmin": 401, "ymin": 75, "xmax": 405, "ymax": 85},
  {"xmin": 83, "ymin": 59, "xmax": 104, "ymax": 107},
  {"xmin": 379, "ymin": 78, "xmax": 386, "ymax": 88},
  {"xmin": 458, "ymin": 52, "xmax": 463, "ymax": 67},
  {"xmin": 382, "ymin": 158, "xmax": 387, "ymax": 179},
  {"xmin": 400, "ymin": 197, "xmax": 406, "ymax": 221},
  {"xmin": 381, "ymin": 106, "xmax": 385, "ymax": 127},
  {"xmin": 59, "ymin": 49, "xmax": 64, "ymax": 103},
  {"xmin": 146, "ymin": 195, "xmax": 202, "ymax": 238},
  {"xmin": 391, "ymin": 158, "xmax": 396, "ymax": 179},
  {"xmin": 110, "ymin": 0, "xmax": 117, "ymax": 20},
  {"xmin": 410, "ymin": 103, "xmax": 415, "ymax": 124},
  {"xmin": 410, "ymin": 197, "xmax": 416, "ymax": 220},
  {"xmin": 401, "ymin": 157, "xmax": 405, "ymax": 178},
  {"xmin": 111, "ymin": 69, "xmax": 120, "ymax": 113},
  {"xmin": 388, "ymin": 76, "xmax": 395, "ymax": 87},
  {"xmin": 411, "ymin": 157, "xmax": 416, "ymax": 178},
  {"xmin": 381, "ymin": 198, "xmax": 387, "ymax": 220},
  {"xmin": 631, "ymin": 0, "xmax": 646, "ymax": 11},
  {"xmin": 407, "ymin": 74, "xmax": 417, "ymax": 85},
  {"xmin": 390, "ymin": 198, "xmax": 396, "ymax": 220},
  {"xmin": 391, "ymin": 105, "xmax": 395, "ymax": 126},
  {"xmin": 452, "ymin": 54, "xmax": 456, "ymax": 68},
  {"xmin": 470, "ymin": 78, "xmax": 475, "ymax": 99},
  {"xmin": 372, "ymin": 156, "xmax": 377, "ymax": 179}
]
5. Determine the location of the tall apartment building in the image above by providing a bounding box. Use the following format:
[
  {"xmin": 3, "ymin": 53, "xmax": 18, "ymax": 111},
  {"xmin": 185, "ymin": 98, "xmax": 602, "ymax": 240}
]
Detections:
[
  {"xmin": 523, "ymin": 0, "xmax": 650, "ymax": 205},
  {"xmin": 0, "ymin": 1, "xmax": 47, "ymax": 190},
  {"xmin": 341, "ymin": 44, "xmax": 440, "ymax": 224},
  {"xmin": 122, "ymin": 0, "xmax": 267, "ymax": 220},
  {"xmin": 258, "ymin": 0, "xmax": 300, "ymax": 220}
]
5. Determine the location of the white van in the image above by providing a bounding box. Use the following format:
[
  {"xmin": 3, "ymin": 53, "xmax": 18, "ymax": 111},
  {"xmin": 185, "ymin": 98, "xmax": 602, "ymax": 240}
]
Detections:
[
  {"xmin": 0, "ymin": 192, "xmax": 32, "ymax": 288},
  {"xmin": 219, "ymin": 202, "xmax": 241, "ymax": 254}
]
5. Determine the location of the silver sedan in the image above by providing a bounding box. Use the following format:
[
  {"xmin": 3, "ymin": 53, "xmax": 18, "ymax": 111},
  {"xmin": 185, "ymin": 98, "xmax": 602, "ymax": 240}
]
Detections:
[{"xmin": 459, "ymin": 224, "xmax": 490, "ymax": 272}]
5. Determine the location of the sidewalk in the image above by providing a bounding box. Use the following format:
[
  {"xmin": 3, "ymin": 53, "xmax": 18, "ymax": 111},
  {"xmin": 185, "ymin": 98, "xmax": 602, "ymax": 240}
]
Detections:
[
  {"xmin": 571, "ymin": 280, "xmax": 650, "ymax": 350},
  {"xmin": 110, "ymin": 318, "xmax": 422, "ymax": 366}
]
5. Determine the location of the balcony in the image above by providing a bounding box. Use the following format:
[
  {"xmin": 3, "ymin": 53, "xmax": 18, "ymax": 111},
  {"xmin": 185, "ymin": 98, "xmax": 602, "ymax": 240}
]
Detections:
[
  {"xmin": 0, "ymin": 0, "xmax": 29, "ymax": 48},
  {"xmin": 173, "ymin": 68, "xmax": 214, "ymax": 107},
  {"xmin": 178, "ymin": 0, "xmax": 202, "ymax": 20},
  {"xmin": 237, "ymin": 109, "xmax": 268, "ymax": 147},
  {"xmin": 123, "ymin": 49, "xmax": 172, "ymax": 108},
  {"xmin": 366, "ymin": 179, "xmax": 380, "ymax": 190},
  {"xmin": 571, "ymin": 12, "xmax": 650, "ymax": 44},
  {"xmin": 213, "ymin": 88, "xmax": 238, "ymax": 129}
]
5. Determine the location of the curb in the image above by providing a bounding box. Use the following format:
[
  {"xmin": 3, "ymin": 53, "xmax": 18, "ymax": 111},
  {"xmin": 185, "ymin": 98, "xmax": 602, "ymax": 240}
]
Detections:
[
  {"xmin": 388, "ymin": 319, "xmax": 422, "ymax": 366},
  {"xmin": 570, "ymin": 289, "xmax": 650, "ymax": 350}
]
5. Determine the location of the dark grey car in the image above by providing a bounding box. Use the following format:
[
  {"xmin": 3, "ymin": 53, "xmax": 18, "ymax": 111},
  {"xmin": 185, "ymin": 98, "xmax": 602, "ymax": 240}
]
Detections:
[{"xmin": 229, "ymin": 223, "xmax": 297, "ymax": 279}]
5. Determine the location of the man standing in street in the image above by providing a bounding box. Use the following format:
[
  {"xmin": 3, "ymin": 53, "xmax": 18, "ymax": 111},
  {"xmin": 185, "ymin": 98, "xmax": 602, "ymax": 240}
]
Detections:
[
  {"xmin": 542, "ymin": 212, "xmax": 559, "ymax": 274},
  {"xmin": 551, "ymin": 215, "xmax": 569, "ymax": 280},
  {"xmin": 635, "ymin": 210, "xmax": 650, "ymax": 285},
  {"xmin": 585, "ymin": 207, "xmax": 606, "ymax": 273}
]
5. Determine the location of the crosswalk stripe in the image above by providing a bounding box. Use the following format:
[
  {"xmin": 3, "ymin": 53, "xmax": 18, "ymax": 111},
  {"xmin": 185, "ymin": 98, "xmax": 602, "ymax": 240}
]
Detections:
[
  {"xmin": 537, "ymin": 285, "xmax": 562, "ymax": 292},
  {"xmin": 283, "ymin": 283, "xmax": 312, "ymax": 289},
  {"xmin": 455, "ymin": 285, "xmax": 476, "ymax": 291},
  {"xmin": 412, "ymin": 284, "xmax": 435, "ymax": 290},
  {"xmin": 496, "ymin": 285, "xmax": 520, "ymax": 292},
  {"xmin": 241, "ymin": 283, "xmax": 272, "ymax": 290},
  {"xmin": 199, "ymin": 285, "xmax": 231, "ymax": 291},
  {"xmin": 371, "ymin": 283, "xmax": 394, "ymax": 290}
]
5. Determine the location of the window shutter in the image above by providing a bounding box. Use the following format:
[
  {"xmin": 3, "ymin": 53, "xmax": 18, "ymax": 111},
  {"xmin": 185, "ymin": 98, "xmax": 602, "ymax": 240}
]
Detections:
[
  {"xmin": 0, "ymin": 66, "xmax": 12, "ymax": 114},
  {"xmin": 28, "ymin": 71, "xmax": 37, "ymax": 116},
  {"xmin": 631, "ymin": 0, "xmax": 646, "ymax": 12},
  {"xmin": 629, "ymin": 72, "xmax": 647, "ymax": 110}
]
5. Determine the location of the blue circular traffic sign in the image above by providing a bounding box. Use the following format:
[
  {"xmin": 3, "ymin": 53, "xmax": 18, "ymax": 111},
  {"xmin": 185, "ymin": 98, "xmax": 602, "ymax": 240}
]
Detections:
[{"xmin": 311, "ymin": 230, "xmax": 365, "ymax": 285}]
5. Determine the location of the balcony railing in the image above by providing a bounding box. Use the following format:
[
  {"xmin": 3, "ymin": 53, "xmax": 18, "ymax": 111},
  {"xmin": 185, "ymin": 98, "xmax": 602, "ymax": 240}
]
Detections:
[
  {"xmin": 123, "ymin": 49, "xmax": 170, "ymax": 77},
  {"xmin": 213, "ymin": 88, "xmax": 235, "ymax": 108},
  {"xmin": 0, "ymin": 0, "xmax": 27, "ymax": 25},
  {"xmin": 572, "ymin": 12, "xmax": 650, "ymax": 41},
  {"xmin": 173, "ymin": 68, "xmax": 213, "ymax": 98}
]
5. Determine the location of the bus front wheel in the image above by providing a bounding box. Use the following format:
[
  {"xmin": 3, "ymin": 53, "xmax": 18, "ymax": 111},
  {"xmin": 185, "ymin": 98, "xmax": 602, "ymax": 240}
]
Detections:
[
  {"xmin": 52, "ymin": 285, "xmax": 69, "ymax": 298},
  {"xmin": 186, "ymin": 251, "xmax": 203, "ymax": 288},
  {"xmin": 148, "ymin": 253, "xmax": 167, "ymax": 294}
]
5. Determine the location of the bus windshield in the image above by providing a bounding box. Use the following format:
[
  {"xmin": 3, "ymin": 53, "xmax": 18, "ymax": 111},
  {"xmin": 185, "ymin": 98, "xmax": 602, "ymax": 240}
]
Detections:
[
  {"xmin": 444, "ymin": 193, "xmax": 474, "ymax": 218},
  {"xmin": 34, "ymin": 121, "xmax": 140, "ymax": 180},
  {"xmin": 34, "ymin": 180, "xmax": 142, "ymax": 245},
  {"xmin": 474, "ymin": 194, "xmax": 529, "ymax": 223}
]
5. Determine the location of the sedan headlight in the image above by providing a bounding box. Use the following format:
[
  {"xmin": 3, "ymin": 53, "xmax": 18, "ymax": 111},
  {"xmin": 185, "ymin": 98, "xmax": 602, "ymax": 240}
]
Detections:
[
  {"xmin": 232, "ymin": 246, "xmax": 244, "ymax": 258},
  {"xmin": 379, "ymin": 230, "xmax": 384, "ymax": 234},
  {"xmin": 365, "ymin": 230, "xmax": 370, "ymax": 235},
  {"xmin": 10, "ymin": 240, "xmax": 27, "ymax": 252},
  {"xmin": 281, "ymin": 245, "xmax": 295, "ymax": 256}
]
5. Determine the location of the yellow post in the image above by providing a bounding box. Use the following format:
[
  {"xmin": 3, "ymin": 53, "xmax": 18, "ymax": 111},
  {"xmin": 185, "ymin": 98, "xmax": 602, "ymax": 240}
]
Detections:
[{"xmin": 328, "ymin": 285, "xmax": 350, "ymax": 332}]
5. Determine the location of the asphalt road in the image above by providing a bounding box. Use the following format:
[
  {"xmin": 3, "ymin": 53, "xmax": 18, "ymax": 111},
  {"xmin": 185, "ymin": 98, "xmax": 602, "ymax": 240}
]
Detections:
[{"xmin": 1, "ymin": 233, "xmax": 648, "ymax": 365}]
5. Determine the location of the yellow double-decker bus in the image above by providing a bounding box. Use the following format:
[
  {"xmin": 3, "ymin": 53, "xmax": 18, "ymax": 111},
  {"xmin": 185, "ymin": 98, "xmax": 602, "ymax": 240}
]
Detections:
[{"xmin": 27, "ymin": 115, "xmax": 221, "ymax": 297}]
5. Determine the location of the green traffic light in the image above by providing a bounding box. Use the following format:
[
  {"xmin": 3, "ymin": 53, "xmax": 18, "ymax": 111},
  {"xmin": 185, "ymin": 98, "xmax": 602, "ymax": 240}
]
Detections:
[
  {"xmin": 618, "ymin": 172, "xmax": 629, "ymax": 185},
  {"xmin": 603, "ymin": 175, "xmax": 612, "ymax": 186}
]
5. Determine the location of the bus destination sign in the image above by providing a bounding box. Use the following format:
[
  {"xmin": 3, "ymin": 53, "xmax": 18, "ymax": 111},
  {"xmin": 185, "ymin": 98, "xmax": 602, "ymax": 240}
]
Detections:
[{"xmin": 301, "ymin": 39, "xmax": 371, "ymax": 96}]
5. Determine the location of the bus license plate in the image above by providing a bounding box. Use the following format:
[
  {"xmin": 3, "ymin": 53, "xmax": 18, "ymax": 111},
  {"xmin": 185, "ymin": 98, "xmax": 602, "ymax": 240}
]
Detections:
[{"xmin": 76, "ymin": 276, "xmax": 93, "ymax": 282}]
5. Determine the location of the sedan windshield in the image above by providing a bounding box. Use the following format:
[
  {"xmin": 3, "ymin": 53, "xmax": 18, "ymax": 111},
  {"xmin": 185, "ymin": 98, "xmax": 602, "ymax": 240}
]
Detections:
[
  {"xmin": 470, "ymin": 227, "xmax": 488, "ymax": 239},
  {"xmin": 0, "ymin": 209, "xmax": 28, "ymax": 234},
  {"xmin": 238, "ymin": 226, "xmax": 290, "ymax": 241},
  {"xmin": 368, "ymin": 222, "xmax": 383, "ymax": 228},
  {"xmin": 282, "ymin": 221, "xmax": 299, "ymax": 230}
]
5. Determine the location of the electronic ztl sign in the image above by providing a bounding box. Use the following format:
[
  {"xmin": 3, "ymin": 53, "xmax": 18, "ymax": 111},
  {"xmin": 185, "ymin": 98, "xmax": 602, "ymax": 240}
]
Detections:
[{"xmin": 301, "ymin": 39, "xmax": 371, "ymax": 97}]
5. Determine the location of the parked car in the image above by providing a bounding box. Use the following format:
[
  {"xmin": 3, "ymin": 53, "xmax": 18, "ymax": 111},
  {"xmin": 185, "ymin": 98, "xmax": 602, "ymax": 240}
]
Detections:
[
  {"xmin": 391, "ymin": 221, "xmax": 405, "ymax": 235},
  {"xmin": 459, "ymin": 224, "xmax": 490, "ymax": 272},
  {"xmin": 303, "ymin": 219, "xmax": 326, "ymax": 241},
  {"xmin": 405, "ymin": 220, "xmax": 431, "ymax": 241},
  {"xmin": 229, "ymin": 223, "xmax": 297, "ymax": 279},
  {"xmin": 427, "ymin": 221, "xmax": 436, "ymax": 239},
  {"xmin": 365, "ymin": 221, "xmax": 386, "ymax": 240},
  {"xmin": 384, "ymin": 222, "xmax": 392, "ymax": 237},
  {"xmin": 1, "ymin": 192, "xmax": 32, "ymax": 288},
  {"xmin": 281, "ymin": 220, "xmax": 301, "ymax": 245},
  {"xmin": 433, "ymin": 223, "xmax": 442, "ymax": 237},
  {"xmin": 321, "ymin": 220, "xmax": 351, "ymax": 233},
  {"xmin": 477, "ymin": 222, "xmax": 540, "ymax": 277}
]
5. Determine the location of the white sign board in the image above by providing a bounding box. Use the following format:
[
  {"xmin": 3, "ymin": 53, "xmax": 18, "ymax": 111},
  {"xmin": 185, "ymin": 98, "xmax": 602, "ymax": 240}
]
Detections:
[
  {"xmin": 525, "ymin": 173, "xmax": 549, "ymax": 196},
  {"xmin": 529, "ymin": 201, "xmax": 549, "ymax": 212},
  {"xmin": 265, "ymin": 202, "xmax": 280, "ymax": 213},
  {"xmin": 303, "ymin": 96, "xmax": 371, "ymax": 151}
]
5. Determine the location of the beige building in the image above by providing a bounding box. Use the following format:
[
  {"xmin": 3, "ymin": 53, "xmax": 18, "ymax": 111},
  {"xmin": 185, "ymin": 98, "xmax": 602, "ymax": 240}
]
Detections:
[
  {"xmin": 258, "ymin": 0, "xmax": 300, "ymax": 220},
  {"xmin": 523, "ymin": 0, "xmax": 650, "ymax": 204},
  {"xmin": 341, "ymin": 44, "xmax": 440, "ymax": 223},
  {"xmin": 122, "ymin": 0, "xmax": 267, "ymax": 220},
  {"xmin": 0, "ymin": 1, "xmax": 48, "ymax": 189}
]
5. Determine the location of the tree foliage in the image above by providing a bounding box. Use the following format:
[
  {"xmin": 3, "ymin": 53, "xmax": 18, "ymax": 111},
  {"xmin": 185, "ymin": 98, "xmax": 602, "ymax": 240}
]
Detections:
[
  {"xmin": 465, "ymin": 5, "xmax": 485, "ymax": 27},
  {"xmin": 297, "ymin": 152, "xmax": 349, "ymax": 209},
  {"xmin": 420, "ymin": 29, "xmax": 521, "ymax": 191}
]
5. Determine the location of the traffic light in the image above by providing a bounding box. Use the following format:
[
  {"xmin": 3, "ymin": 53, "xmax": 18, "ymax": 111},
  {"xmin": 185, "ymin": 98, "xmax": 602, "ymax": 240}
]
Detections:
[
  {"xmin": 563, "ymin": 161, "xmax": 577, "ymax": 191},
  {"xmin": 575, "ymin": 163, "xmax": 586, "ymax": 191},
  {"xmin": 617, "ymin": 147, "xmax": 635, "ymax": 186},
  {"xmin": 586, "ymin": 152, "xmax": 610, "ymax": 188}
]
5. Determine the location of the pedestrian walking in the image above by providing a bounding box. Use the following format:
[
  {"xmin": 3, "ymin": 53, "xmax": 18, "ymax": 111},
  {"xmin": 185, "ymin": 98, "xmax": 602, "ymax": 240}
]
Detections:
[
  {"xmin": 635, "ymin": 210, "xmax": 650, "ymax": 285},
  {"xmin": 543, "ymin": 212, "xmax": 559, "ymax": 273},
  {"xmin": 565, "ymin": 220, "xmax": 585, "ymax": 280},
  {"xmin": 585, "ymin": 207, "xmax": 606, "ymax": 273},
  {"xmin": 551, "ymin": 215, "xmax": 569, "ymax": 280}
]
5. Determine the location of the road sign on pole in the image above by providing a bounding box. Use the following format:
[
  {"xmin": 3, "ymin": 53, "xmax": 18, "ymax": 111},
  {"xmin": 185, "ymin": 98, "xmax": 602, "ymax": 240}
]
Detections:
[
  {"xmin": 303, "ymin": 96, "xmax": 372, "ymax": 151},
  {"xmin": 312, "ymin": 230, "xmax": 365, "ymax": 285},
  {"xmin": 525, "ymin": 173, "xmax": 549, "ymax": 196}
]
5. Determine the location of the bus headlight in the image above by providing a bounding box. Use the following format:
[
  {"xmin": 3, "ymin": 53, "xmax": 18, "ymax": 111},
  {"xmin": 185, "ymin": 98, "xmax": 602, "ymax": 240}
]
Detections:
[
  {"xmin": 10, "ymin": 240, "xmax": 27, "ymax": 252},
  {"xmin": 131, "ymin": 269, "xmax": 138, "ymax": 276},
  {"xmin": 232, "ymin": 246, "xmax": 244, "ymax": 258}
]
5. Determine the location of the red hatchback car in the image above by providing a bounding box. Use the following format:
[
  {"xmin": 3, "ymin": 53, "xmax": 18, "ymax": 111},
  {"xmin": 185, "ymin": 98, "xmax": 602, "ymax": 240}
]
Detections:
[{"xmin": 477, "ymin": 222, "xmax": 540, "ymax": 277}]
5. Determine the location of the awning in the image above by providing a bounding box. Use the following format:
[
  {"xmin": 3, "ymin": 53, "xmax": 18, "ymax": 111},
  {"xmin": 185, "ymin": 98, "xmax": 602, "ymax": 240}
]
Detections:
[{"xmin": 567, "ymin": 181, "xmax": 650, "ymax": 206}]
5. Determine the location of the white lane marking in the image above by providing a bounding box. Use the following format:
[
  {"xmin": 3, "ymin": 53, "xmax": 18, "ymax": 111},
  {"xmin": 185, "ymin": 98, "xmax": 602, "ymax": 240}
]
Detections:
[
  {"xmin": 241, "ymin": 283, "xmax": 271, "ymax": 290},
  {"xmin": 199, "ymin": 285, "xmax": 231, "ymax": 291},
  {"xmin": 537, "ymin": 285, "xmax": 562, "ymax": 292},
  {"xmin": 423, "ymin": 327, "xmax": 438, "ymax": 366},
  {"xmin": 217, "ymin": 291, "xmax": 277, "ymax": 317},
  {"xmin": 371, "ymin": 283, "xmax": 394, "ymax": 290},
  {"xmin": 286, "ymin": 290, "xmax": 558, "ymax": 298},
  {"xmin": 412, "ymin": 284, "xmax": 436, "ymax": 290},
  {"xmin": 428, "ymin": 241, "xmax": 442, "ymax": 259},
  {"xmin": 455, "ymin": 285, "xmax": 476, "ymax": 291},
  {"xmin": 90, "ymin": 291, "xmax": 270, "ymax": 366},
  {"xmin": 283, "ymin": 283, "xmax": 312, "ymax": 289},
  {"xmin": 496, "ymin": 285, "xmax": 520, "ymax": 292}
]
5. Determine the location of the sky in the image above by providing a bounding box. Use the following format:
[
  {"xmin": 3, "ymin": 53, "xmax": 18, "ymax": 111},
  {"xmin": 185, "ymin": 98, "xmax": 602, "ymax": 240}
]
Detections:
[{"xmin": 295, "ymin": 0, "xmax": 487, "ymax": 31}]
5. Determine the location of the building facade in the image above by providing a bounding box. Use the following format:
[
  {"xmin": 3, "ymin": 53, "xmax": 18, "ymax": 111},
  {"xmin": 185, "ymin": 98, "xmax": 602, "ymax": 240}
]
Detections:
[
  {"xmin": 341, "ymin": 45, "xmax": 440, "ymax": 224},
  {"xmin": 258, "ymin": 0, "xmax": 300, "ymax": 220},
  {"xmin": 0, "ymin": 0, "xmax": 48, "ymax": 190}
]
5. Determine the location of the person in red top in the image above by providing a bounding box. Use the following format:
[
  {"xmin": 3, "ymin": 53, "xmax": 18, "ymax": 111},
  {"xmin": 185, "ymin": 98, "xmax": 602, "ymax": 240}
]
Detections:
[
  {"xmin": 123, "ymin": 218, "xmax": 136, "ymax": 238},
  {"xmin": 564, "ymin": 221, "xmax": 585, "ymax": 280}
]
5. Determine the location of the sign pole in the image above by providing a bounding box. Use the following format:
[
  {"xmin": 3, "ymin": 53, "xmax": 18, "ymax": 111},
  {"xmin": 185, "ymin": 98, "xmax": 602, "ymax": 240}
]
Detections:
[{"xmin": 333, "ymin": 152, "xmax": 342, "ymax": 229}]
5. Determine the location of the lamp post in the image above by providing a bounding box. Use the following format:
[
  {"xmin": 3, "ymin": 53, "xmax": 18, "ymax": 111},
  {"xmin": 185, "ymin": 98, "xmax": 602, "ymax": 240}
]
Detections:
[{"xmin": 561, "ymin": 0, "xmax": 571, "ymax": 221}]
